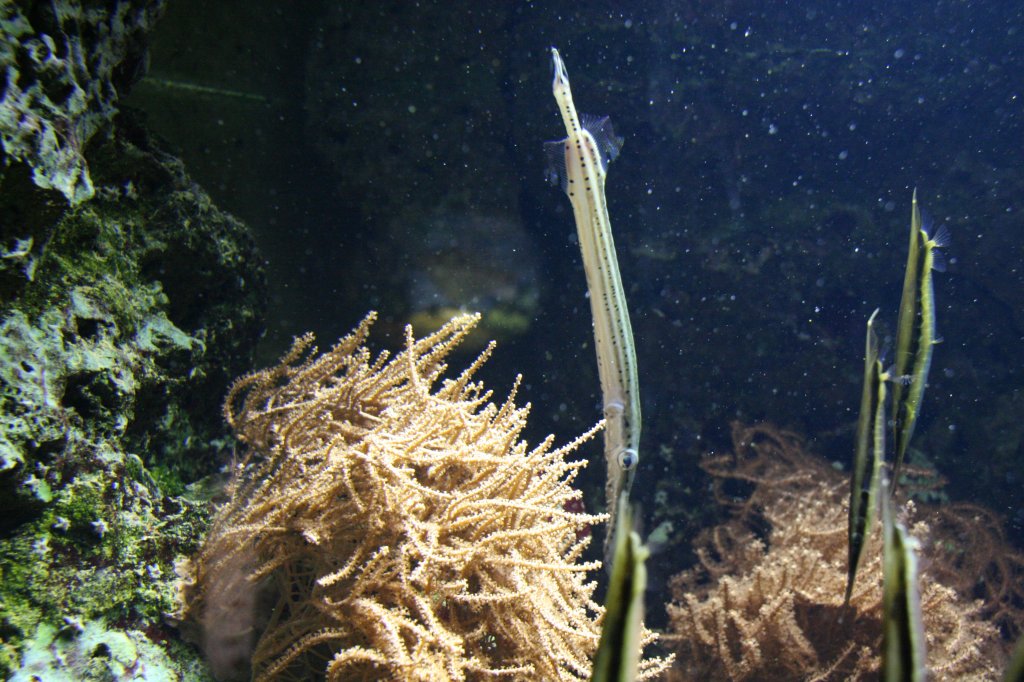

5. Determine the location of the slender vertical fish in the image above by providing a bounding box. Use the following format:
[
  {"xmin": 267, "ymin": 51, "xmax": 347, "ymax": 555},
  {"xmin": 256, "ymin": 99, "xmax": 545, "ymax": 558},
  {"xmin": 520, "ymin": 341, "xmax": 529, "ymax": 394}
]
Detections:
[
  {"xmin": 891, "ymin": 189, "xmax": 948, "ymax": 489},
  {"xmin": 591, "ymin": 492, "xmax": 648, "ymax": 682},
  {"xmin": 546, "ymin": 47, "xmax": 641, "ymax": 566},
  {"xmin": 845, "ymin": 309, "xmax": 888, "ymax": 604},
  {"xmin": 881, "ymin": 478, "xmax": 927, "ymax": 682},
  {"xmin": 1006, "ymin": 635, "xmax": 1024, "ymax": 682}
]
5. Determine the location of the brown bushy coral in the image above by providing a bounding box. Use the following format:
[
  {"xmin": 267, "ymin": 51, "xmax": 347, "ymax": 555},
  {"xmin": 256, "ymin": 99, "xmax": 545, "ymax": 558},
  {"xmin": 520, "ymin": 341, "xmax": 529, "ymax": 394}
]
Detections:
[
  {"xmin": 666, "ymin": 422, "xmax": 1018, "ymax": 681},
  {"xmin": 177, "ymin": 313, "xmax": 669, "ymax": 681}
]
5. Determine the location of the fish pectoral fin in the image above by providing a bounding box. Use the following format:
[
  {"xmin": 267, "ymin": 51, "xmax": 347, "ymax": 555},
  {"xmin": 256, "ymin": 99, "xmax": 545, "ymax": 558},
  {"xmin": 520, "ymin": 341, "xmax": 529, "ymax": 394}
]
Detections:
[
  {"xmin": 580, "ymin": 113, "xmax": 624, "ymax": 168},
  {"xmin": 891, "ymin": 372, "xmax": 913, "ymax": 386},
  {"xmin": 543, "ymin": 138, "xmax": 569, "ymax": 191},
  {"xmin": 929, "ymin": 222, "xmax": 952, "ymax": 249}
]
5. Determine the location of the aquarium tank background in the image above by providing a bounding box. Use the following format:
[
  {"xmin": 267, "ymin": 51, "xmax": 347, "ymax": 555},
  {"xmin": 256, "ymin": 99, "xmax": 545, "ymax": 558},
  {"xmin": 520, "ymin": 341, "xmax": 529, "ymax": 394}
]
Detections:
[{"xmin": 1, "ymin": 0, "xmax": 1023, "ymax": 679}]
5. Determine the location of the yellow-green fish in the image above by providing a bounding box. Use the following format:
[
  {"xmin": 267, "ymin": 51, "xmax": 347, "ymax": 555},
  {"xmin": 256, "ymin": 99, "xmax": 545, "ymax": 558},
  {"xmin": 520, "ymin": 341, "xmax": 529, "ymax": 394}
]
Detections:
[
  {"xmin": 1005, "ymin": 634, "xmax": 1024, "ymax": 682},
  {"xmin": 845, "ymin": 309, "xmax": 888, "ymax": 603},
  {"xmin": 891, "ymin": 189, "xmax": 948, "ymax": 490},
  {"xmin": 881, "ymin": 478, "xmax": 927, "ymax": 681},
  {"xmin": 591, "ymin": 492, "xmax": 647, "ymax": 682},
  {"xmin": 547, "ymin": 47, "xmax": 640, "ymax": 569}
]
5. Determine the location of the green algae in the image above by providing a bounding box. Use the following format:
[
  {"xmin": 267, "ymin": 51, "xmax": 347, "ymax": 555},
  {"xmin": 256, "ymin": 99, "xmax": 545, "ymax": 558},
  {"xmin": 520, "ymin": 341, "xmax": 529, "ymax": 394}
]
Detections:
[
  {"xmin": 0, "ymin": 115, "xmax": 263, "ymax": 678},
  {"xmin": 0, "ymin": 1, "xmax": 166, "ymax": 205},
  {"xmin": 13, "ymin": 619, "xmax": 207, "ymax": 682}
]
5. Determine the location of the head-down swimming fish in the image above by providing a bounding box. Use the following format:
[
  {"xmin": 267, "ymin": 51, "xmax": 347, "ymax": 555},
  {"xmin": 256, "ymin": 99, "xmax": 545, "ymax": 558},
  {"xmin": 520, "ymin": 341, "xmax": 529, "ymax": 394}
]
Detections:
[{"xmin": 545, "ymin": 48, "xmax": 641, "ymax": 569}]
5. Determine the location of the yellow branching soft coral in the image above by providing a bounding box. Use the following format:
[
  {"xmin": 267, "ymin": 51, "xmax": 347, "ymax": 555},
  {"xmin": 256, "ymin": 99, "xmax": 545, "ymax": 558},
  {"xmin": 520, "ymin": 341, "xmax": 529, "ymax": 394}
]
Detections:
[
  {"xmin": 177, "ymin": 313, "xmax": 669, "ymax": 681},
  {"xmin": 665, "ymin": 422, "xmax": 1011, "ymax": 681}
]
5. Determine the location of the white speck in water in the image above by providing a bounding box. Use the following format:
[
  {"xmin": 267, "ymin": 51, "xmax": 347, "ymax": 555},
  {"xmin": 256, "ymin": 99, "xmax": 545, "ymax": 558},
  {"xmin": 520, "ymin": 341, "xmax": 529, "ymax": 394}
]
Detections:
[
  {"xmin": 768, "ymin": 123, "xmax": 778, "ymax": 135},
  {"xmin": 838, "ymin": 150, "xmax": 849, "ymax": 160}
]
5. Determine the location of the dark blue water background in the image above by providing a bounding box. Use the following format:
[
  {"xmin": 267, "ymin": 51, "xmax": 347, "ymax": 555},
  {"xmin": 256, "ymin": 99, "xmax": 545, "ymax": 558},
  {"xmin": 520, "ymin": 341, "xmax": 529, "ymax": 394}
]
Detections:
[{"xmin": 133, "ymin": 0, "xmax": 1024, "ymax": 570}]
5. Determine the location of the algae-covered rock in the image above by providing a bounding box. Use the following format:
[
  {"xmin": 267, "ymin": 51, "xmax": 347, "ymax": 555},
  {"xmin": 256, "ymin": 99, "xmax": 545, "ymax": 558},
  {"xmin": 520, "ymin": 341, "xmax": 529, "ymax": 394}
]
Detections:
[
  {"xmin": 0, "ymin": 110, "xmax": 265, "ymax": 678},
  {"xmin": 13, "ymin": 619, "xmax": 204, "ymax": 682},
  {"xmin": 0, "ymin": 0, "xmax": 165, "ymax": 204},
  {"xmin": 0, "ymin": 3, "xmax": 267, "ymax": 677}
]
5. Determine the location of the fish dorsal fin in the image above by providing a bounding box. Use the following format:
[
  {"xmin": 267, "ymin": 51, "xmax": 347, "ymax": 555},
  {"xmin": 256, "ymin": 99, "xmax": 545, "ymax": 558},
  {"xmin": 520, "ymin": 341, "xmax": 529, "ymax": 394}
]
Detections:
[
  {"xmin": 580, "ymin": 114, "xmax": 624, "ymax": 170},
  {"xmin": 930, "ymin": 248, "xmax": 947, "ymax": 273},
  {"xmin": 543, "ymin": 138, "xmax": 569, "ymax": 191}
]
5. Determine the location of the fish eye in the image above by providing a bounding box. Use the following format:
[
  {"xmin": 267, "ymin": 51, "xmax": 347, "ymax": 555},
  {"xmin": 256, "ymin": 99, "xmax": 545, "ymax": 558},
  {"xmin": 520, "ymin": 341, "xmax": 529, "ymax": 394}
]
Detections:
[{"xmin": 618, "ymin": 448, "xmax": 638, "ymax": 470}]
